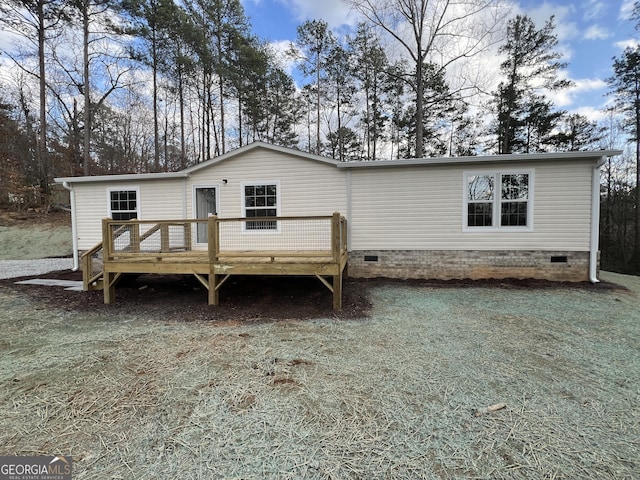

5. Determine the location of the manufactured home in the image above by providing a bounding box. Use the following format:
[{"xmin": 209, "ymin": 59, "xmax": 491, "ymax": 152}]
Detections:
[{"xmin": 55, "ymin": 142, "xmax": 621, "ymax": 308}]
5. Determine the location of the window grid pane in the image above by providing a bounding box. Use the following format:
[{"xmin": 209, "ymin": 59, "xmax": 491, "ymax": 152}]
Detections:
[
  {"xmin": 110, "ymin": 190, "xmax": 137, "ymax": 220},
  {"xmin": 501, "ymin": 174, "xmax": 529, "ymax": 200},
  {"xmin": 467, "ymin": 175, "xmax": 494, "ymax": 201},
  {"xmin": 245, "ymin": 184, "xmax": 277, "ymax": 230},
  {"xmin": 466, "ymin": 173, "xmax": 530, "ymax": 229},
  {"xmin": 501, "ymin": 201, "xmax": 527, "ymax": 226},
  {"xmin": 468, "ymin": 202, "xmax": 493, "ymax": 227}
]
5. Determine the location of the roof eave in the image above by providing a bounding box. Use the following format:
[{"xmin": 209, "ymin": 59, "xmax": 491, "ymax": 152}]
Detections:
[
  {"xmin": 55, "ymin": 171, "xmax": 188, "ymax": 184},
  {"xmin": 339, "ymin": 150, "xmax": 624, "ymax": 168},
  {"xmin": 181, "ymin": 141, "xmax": 342, "ymax": 174}
]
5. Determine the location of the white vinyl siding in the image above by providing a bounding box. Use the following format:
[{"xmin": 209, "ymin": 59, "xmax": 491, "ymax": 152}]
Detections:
[
  {"xmin": 350, "ymin": 160, "xmax": 594, "ymax": 251},
  {"xmin": 68, "ymin": 148, "xmax": 596, "ymax": 254},
  {"xmin": 186, "ymin": 149, "xmax": 347, "ymax": 218},
  {"xmin": 73, "ymin": 180, "xmax": 184, "ymax": 250}
]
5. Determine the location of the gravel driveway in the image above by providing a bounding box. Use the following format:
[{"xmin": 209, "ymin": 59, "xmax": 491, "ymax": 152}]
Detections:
[{"xmin": 0, "ymin": 258, "xmax": 75, "ymax": 279}]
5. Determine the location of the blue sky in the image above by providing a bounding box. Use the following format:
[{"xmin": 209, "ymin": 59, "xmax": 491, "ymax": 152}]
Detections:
[{"xmin": 241, "ymin": 0, "xmax": 639, "ymax": 121}]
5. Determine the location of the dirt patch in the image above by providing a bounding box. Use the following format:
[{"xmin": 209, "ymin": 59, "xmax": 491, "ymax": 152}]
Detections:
[
  {"xmin": 0, "ymin": 207, "xmax": 71, "ymax": 228},
  {"xmin": 0, "ymin": 271, "xmax": 372, "ymax": 321},
  {"xmin": 1, "ymin": 270, "xmax": 623, "ymax": 323}
]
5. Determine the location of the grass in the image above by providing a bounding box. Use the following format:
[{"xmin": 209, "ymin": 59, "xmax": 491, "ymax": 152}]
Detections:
[
  {"xmin": 0, "ymin": 271, "xmax": 638, "ymax": 479},
  {"xmin": 0, "ymin": 219, "xmax": 72, "ymax": 260}
]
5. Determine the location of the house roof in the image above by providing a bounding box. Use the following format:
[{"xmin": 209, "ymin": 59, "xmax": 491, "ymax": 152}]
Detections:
[
  {"xmin": 339, "ymin": 149, "xmax": 624, "ymax": 168},
  {"xmin": 55, "ymin": 141, "xmax": 623, "ymax": 184}
]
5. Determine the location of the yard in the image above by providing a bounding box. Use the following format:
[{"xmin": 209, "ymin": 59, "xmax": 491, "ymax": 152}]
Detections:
[{"xmin": 0, "ymin": 210, "xmax": 638, "ymax": 478}]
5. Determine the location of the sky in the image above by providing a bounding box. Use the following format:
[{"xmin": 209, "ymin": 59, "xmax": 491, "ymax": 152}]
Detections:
[{"xmin": 241, "ymin": 0, "xmax": 640, "ymax": 122}]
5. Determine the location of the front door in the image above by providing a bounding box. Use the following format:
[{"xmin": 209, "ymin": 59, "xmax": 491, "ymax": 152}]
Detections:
[{"xmin": 195, "ymin": 187, "xmax": 217, "ymax": 243}]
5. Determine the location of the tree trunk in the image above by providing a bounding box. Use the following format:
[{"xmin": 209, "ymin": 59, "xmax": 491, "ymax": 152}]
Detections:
[
  {"xmin": 83, "ymin": 0, "xmax": 91, "ymax": 176},
  {"xmin": 178, "ymin": 64, "xmax": 186, "ymax": 169},
  {"xmin": 38, "ymin": 0, "xmax": 49, "ymax": 189},
  {"xmin": 415, "ymin": 59, "xmax": 423, "ymax": 158},
  {"xmin": 316, "ymin": 61, "xmax": 321, "ymax": 155},
  {"xmin": 152, "ymin": 26, "xmax": 160, "ymax": 172}
]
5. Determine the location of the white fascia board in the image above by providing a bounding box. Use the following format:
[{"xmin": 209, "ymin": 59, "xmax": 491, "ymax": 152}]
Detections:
[
  {"xmin": 182, "ymin": 141, "xmax": 342, "ymax": 175},
  {"xmin": 54, "ymin": 171, "xmax": 188, "ymax": 184},
  {"xmin": 338, "ymin": 150, "xmax": 624, "ymax": 169}
]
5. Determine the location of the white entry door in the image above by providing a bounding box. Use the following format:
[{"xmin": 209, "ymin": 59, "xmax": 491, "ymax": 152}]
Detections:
[{"xmin": 195, "ymin": 187, "xmax": 217, "ymax": 243}]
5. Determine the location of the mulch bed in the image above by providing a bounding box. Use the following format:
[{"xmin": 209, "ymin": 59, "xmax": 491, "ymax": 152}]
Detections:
[
  {"xmin": 0, "ymin": 270, "xmax": 372, "ymax": 322},
  {"xmin": 0, "ymin": 267, "xmax": 623, "ymax": 323}
]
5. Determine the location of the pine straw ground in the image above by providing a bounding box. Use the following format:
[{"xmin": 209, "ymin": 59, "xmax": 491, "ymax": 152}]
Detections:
[{"xmin": 0, "ymin": 271, "xmax": 638, "ymax": 479}]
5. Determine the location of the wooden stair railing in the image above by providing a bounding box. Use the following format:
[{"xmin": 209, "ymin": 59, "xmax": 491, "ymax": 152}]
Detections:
[{"xmin": 81, "ymin": 242, "xmax": 105, "ymax": 291}]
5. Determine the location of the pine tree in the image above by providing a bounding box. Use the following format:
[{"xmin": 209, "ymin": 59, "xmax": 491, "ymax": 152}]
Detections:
[
  {"xmin": 607, "ymin": 45, "xmax": 640, "ymax": 272},
  {"xmin": 292, "ymin": 20, "xmax": 337, "ymax": 155},
  {"xmin": 349, "ymin": 23, "xmax": 389, "ymax": 161},
  {"xmin": 493, "ymin": 15, "xmax": 570, "ymax": 154}
]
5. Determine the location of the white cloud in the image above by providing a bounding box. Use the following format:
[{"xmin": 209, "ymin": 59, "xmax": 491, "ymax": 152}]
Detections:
[
  {"xmin": 547, "ymin": 76, "xmax": 607, "ymax": 108},
  {"xmin": 582, "ymin": 0, "xmax": 606, "ymax": 21},
  {"xmin": 573, "ymin": 105, "xmax": 609, "ymax": 122},
  {"xmin": 583, "ymin": 25, "xmax": 611, "ymax": 41},
  {"xmin": 615, "ymin": 38, "xmax": 639, "ymax": 50},
  {"xmin": 279, "ymin": 0, "xmax": 359, "ymax": 29},
  {"xmin": 523, "ymin": 2, "xmax": 580, "ymax": 43},
  {"xmin": 267, "ymin": 40, "xmax": 298, "ymax": 76},
  {"xmin": 619, "ymin": 0, "xmax": 635, "ymax": 20}
]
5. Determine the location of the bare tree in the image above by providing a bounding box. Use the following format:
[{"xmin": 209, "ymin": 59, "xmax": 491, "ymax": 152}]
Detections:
[
  {"xmin": 49, "ymin": 1, "xmax": 134, "ymax": 175},
  {"xmin": 0, "ymin": 0, "xmax": 66, "ymax": 194},
  {"xmin": 347, "ymin": 0, "xmax": 506, "ymax": 158}
]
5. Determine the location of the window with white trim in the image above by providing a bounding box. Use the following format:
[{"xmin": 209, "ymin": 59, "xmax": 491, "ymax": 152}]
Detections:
[
  {"xmin": 464, "ymin": 171, "xmax": 532, "ymax": 230},
  {"xmin": 243, "ymin": 183, "xmax": 278, "ymax": 230},
  {"xmin": 109, "ymin": 189, "xmax": 139, "ymax": 220}
]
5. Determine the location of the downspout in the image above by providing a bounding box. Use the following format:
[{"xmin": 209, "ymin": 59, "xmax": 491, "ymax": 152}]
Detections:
[
  {"xmin": 62, "ymin": 181, "xmax": 80, "ymax": 271},
  {"xmin": 589, "ymin": 157, "xmax": 607, "ymax": 284}
]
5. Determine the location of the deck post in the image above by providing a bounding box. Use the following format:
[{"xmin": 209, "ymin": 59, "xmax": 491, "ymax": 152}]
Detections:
[
  {"xmin": 332, "ymin": 212, "xmax": 344, "ymax": 311},
  {"xmin": 184, "ymin": 223, "xmax": 192, "ymax": 251},
  {"xmin": 333, "ymin": 273, "xmax": 342, "ymax": 310},
  {"xmin": 102, "ymin": 218, "xmax": 111, "ymax": 260},
  {"xmin": 331, "ymin": 212, "xmax": 341, "ymax": 262},
  {"xmin": 81, "ymin": 251, "xmax": 92, "ymax": 291},
  {"xmin": 130, "ymin": 222, "xmax": 140, "ymax": 252},
  {"xmin": 208, "ymin": 215, "xmax": 219, "ymax": 263},
  {"xmin": 104, "ymin": 271, "xmax": 115, "ymax": 304},
  {"xmin": 208, "ymin": 215, "xmax": 220, "ymax": 305},
  {"xmin": 209, "ymin": 270, "xmax": 219, "ymax": 305},
  {"xmin": 160, "ymin": 224, "xmax": 170, "ymax": 252}
]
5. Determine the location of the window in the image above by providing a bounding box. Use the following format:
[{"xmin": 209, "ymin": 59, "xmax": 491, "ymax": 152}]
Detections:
[
  {"xmin": 109, "ymin": 189, "xmax": 139, "ymax": 220},
  {"xmin": 464, "ymin": 171, "xmax": 532, "ymax": 230},
  {"xmin": 243, "ymin": 183, "xmax": 278, "ymax": 230}
]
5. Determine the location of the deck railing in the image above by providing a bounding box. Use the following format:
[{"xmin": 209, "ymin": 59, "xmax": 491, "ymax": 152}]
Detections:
[
  {"xmin": 98, "ymin": 212, "xmax": 347, "ymax": 262},
  {"xmin": 86, "ymin": 213, "xmax": 348, "ymax": 308},
  {"xmin": 81, "ymin": 242, "xmax": 105, "ymax": 291},
  {"xmin": 102, "ymin": 218, "xmax": 204, "ymax": 258}
]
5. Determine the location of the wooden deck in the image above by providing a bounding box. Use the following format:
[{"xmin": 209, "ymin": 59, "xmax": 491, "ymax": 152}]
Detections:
[{"xmin": 82, "ymin": 213, "xmax": 348, "ymax": 310}]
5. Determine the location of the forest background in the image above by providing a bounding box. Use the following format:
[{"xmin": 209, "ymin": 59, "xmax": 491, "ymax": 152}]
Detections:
[{"xmin": 1, "ymin": 0, "xmax": 640, "ymax": 273}]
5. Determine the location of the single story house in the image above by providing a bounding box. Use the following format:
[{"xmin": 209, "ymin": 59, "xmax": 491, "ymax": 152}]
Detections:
[{"xmin": 56, "ymin": 141, "xmax": 621, "ymax": 284}]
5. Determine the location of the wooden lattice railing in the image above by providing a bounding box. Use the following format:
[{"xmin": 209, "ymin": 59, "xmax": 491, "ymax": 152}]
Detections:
[{"xmin": 82, "ymin": 213, "xmax": 348, "ymax": 295}]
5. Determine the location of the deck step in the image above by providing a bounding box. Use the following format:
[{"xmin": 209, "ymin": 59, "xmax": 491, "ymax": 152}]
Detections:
[{"xmin": 88, "ymin": 278, "xmax": 104, "ymax": 291}]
